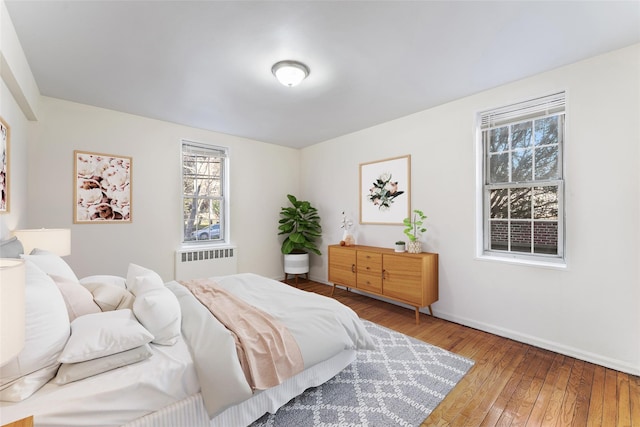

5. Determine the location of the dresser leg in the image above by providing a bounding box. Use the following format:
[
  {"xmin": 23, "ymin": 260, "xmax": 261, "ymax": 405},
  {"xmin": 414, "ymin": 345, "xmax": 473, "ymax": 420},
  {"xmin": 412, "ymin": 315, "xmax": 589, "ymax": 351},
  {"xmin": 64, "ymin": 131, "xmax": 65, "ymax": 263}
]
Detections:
[
  {"xmin": 415, "ymin": 307, "xmax": 420, "ymax": 325},
  {"xmin": 330, "ymin": 284, "xmax": 336, "ymax": 297}
]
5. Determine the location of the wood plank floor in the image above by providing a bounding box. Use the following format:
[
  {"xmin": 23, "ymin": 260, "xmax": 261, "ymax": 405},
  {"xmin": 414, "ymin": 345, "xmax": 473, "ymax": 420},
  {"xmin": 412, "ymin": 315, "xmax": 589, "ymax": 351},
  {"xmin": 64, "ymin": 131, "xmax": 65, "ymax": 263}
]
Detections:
[{"xmin": 292, "ymin": 280, "xmax": 640, "ymax": 427}]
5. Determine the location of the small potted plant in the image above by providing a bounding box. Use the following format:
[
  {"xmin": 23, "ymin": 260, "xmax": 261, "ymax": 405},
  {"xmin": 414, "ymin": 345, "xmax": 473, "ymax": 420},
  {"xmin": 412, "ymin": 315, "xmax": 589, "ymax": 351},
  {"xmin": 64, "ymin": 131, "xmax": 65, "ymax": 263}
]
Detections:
[
  {"xmin": 403, "ymin": 209, "xmax": 427, "ymax": 253},
  {"xmin": 394, "ymin": 240, "xmax": 406, "ymax": 252},
  {"xmin": 278, "ymin": 194, "xmax": 322, "ymax": 278}
]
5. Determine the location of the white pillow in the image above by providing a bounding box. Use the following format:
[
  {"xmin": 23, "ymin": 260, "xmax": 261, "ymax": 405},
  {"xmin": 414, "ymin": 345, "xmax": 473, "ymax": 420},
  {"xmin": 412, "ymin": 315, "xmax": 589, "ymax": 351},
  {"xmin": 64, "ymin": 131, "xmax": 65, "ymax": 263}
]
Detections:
[
  {"xmin": 82, "ymin": 281, "xmax": 135, "ymax": 312},
  {"xmin": 126, "ymin": 263, "xmax": 164, "ymax": 296},
  {"xmin": 49, "ymin": 274, "xmax": 101, "ymax": 321},
  {"xmin": 58, "ymin": 309, "xmax": 153, "ymax": 363},
  {"xmin": 133, "ymin": 288, "xmax": 181, "ymax": 345},
  {"xmin": 54, "ymin": 344, "xmax": 152, "ymax": 385},
  {"xmin": 0, "ymin": 261, "xmax": 70, "ymax": 402},
  {"xmin": 21, "ymin": 249, "xmax": 78, "ymax": 282},
  {"xmin": 80, "ymin": 275, "xmax": 127, "ymax": 290}
]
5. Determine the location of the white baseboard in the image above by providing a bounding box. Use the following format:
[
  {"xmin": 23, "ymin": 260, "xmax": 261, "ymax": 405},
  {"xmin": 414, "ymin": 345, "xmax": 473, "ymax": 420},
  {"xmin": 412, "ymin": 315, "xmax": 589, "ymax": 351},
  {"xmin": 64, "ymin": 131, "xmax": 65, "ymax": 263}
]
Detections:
[
  {"xmin": 321, "ymin": 281, "xmax": 639, "ymax": 376},
  {"xmin": 427, "ymin": 310, "xmax": 639, "ymax": 376}
]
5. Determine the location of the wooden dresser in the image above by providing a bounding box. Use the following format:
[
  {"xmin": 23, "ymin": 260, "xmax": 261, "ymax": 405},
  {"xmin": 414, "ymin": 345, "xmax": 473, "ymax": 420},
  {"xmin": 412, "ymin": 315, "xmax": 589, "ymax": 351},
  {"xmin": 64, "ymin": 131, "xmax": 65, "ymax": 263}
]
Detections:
[
  {"xmin": 328, "ymin": 244, "xmax": 438, "ymax": 324},
  {"xmin": 2, "ymin": 416, "xmax": 33, "ymax": 427}
]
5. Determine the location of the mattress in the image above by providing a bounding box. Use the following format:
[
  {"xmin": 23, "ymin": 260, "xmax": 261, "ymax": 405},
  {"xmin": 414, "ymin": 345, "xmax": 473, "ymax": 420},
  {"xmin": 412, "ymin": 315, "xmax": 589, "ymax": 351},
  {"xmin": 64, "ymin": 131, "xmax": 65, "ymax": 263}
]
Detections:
[
  {"xmin": 123, "ymin": 349, "xmax": 357, "ymax": 427},
  {"xmin": 0, "ymin": 337, "xmax": 200, "ymax": 427}
]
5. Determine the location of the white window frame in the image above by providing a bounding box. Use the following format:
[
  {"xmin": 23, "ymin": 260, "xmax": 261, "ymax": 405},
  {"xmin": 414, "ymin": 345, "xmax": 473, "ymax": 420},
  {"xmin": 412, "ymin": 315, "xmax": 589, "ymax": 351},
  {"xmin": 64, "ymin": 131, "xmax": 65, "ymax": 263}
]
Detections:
[
  {"xmin": 181, "ymin": 140, "xmax": 230, "ymax": 246},
  {"xmin": 476, "ymin": 92, "xmax": 566, "ymax": 267}
]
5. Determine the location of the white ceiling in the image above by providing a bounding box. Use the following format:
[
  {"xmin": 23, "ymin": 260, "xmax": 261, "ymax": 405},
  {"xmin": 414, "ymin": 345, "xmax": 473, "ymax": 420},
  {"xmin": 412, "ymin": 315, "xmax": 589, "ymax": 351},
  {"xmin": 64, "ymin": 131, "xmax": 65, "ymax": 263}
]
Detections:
[{"xmin": 5, "ymin": 1, "xmax": 640, "ymax": 148}]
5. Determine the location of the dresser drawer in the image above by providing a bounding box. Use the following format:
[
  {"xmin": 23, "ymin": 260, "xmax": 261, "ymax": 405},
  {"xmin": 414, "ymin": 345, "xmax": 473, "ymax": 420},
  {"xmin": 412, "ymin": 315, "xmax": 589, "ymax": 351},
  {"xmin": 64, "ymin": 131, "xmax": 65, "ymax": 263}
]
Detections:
[
  {"xmin": 357, "ymin": 251, "xmax": 382, "ymax": 274},
  {"xmin": 357, "ymin": 271, "xmax": 382, "ymax": 293}
]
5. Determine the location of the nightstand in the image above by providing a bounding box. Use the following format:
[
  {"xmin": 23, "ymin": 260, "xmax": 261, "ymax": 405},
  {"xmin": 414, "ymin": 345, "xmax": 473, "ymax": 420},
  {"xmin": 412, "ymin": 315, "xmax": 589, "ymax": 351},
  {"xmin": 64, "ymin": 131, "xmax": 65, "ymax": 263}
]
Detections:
[{"xmin": 2, "ymin": 416, "xmax": 33, "ymax": 427}]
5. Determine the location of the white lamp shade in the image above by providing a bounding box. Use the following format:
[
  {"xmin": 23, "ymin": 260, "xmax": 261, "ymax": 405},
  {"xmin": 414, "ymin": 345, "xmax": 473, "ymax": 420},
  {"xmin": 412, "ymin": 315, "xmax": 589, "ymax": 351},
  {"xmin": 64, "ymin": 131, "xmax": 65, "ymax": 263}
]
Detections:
[
  {"xmin": 0, "ymin": 258, "xmax": 26, "ymax": 366},
  {"xmin": 12, "ymin": 228, "xmax": 71, "ymax": 256},
  {"xmin": 272, "ymin": 61, "xmax": 310, "ymax": 87}
]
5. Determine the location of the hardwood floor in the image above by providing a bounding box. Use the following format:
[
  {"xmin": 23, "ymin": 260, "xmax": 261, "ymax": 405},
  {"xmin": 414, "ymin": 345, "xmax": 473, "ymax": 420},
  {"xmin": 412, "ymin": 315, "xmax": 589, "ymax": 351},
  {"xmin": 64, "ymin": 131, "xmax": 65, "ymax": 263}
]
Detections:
[{"xmin": 293, "ymin": 280, "xmax": 640, "ymax": 427}]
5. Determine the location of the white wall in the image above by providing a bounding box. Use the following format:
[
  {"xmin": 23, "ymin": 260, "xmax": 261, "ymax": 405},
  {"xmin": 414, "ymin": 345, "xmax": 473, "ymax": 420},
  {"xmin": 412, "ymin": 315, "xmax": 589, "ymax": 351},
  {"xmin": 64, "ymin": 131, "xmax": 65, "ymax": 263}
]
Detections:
[
  {"xmin": 25, "ymin": 97, "xmax": 300, "ymax": 280},
  {"xmin": 0, "ymin": 79, "xmax": 28, "ymax": 237},
  {"xmin": 0, "ymin": 0, "xmax": 38, "ymax": 238},
  {"xmin": 302, "ymin": 44, "xmax": 640, "ymax": 375}
]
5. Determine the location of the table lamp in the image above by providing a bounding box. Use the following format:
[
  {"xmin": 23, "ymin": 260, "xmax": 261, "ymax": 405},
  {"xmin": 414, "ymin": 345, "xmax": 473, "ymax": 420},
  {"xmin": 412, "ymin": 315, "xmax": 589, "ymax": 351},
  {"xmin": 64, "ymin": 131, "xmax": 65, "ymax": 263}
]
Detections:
[{"xmin": 12, "ymin": 228, "xmax": 71, "ymax": 256}]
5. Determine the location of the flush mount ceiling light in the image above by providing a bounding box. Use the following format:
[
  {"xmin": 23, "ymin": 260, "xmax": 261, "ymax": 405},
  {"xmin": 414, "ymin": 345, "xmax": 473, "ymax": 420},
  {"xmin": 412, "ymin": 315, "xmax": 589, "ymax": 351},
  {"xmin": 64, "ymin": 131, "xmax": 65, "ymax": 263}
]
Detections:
[{"xmin": 271, "ymin": 60, "xmax": 310, "ymax": 87}]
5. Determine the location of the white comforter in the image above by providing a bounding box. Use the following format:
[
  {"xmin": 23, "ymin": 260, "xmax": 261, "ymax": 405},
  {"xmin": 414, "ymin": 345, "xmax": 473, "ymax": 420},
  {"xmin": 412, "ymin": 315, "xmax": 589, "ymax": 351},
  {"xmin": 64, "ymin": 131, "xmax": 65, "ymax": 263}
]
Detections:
[{"xmin": 166, "ymin": 273, "xmax": 375, "ymax": 418}]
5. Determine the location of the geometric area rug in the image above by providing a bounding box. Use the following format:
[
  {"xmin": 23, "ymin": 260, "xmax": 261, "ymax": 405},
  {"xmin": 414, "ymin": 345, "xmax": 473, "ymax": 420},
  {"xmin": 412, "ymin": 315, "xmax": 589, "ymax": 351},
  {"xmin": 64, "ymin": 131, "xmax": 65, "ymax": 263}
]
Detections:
[{"xmin": 250, "ymin": 320, "xmax": 475, "ymax": 427}]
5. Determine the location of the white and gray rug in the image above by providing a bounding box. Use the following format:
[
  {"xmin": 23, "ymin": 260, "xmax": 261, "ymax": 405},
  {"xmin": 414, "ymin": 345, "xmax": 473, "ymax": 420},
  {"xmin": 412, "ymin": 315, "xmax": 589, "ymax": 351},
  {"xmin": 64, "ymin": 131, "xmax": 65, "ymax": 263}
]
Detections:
[{"xmin": 251, "ymin": 320, "xmax": 474, "ymax": 427}]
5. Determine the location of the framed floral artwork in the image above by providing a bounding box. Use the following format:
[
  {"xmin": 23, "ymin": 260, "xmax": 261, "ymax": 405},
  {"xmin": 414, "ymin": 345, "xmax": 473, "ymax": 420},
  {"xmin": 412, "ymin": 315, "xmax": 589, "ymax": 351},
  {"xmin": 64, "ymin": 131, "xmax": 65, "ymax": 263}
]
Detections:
[
  {"xmin": 0, "ymin": 116, "xmax": 9, "ymax": 213},
  {"xmin": 74, "ymin": 150, "xmax": 132, "ymax": 223},
  {"xmin": 359, "ymin": 155, "xmax": 410, "ymax": 224}
]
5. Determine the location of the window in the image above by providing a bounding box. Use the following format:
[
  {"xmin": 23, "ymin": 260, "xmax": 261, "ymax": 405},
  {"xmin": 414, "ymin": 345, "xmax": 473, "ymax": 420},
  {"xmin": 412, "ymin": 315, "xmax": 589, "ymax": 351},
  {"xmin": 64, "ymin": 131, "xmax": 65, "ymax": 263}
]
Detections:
[
  {"xmin": 181, "ymin": 141, "xmax": 228, "ymax": 244},
  {"xmin": 479, "ymin": 92, "xmax": 565, "ymax": 263}
]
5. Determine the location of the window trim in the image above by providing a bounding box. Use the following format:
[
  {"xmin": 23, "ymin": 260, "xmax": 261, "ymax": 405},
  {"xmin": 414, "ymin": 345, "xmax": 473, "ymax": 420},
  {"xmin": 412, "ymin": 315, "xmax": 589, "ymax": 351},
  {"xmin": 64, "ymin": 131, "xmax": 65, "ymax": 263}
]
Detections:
[
  {"xmin": 476, "ymin": 92, "xmax": 567, "ymax": 268},
  {"xmin": 181, "ymin": 139, "xmax": 230, "ymax": 247}
]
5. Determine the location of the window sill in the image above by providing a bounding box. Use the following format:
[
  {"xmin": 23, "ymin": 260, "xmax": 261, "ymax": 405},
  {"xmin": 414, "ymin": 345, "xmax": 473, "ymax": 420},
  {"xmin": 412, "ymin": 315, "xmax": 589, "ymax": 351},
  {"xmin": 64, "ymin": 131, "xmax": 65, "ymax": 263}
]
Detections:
[
  {"xmin": 179, "ymin": 241, "xmax": 232, "ymax": 251},
  {"xmin": 476, "ymin": 252, "xmax": 567, "ymax": 270}
]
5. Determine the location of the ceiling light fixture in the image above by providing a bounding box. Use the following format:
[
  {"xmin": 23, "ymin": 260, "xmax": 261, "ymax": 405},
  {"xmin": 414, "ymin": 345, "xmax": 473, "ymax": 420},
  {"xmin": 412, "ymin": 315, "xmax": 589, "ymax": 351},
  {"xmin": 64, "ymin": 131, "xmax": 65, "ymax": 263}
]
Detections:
[{"xmin": 271, "ymin": 60, "xmax": 310, "ymax": 87}]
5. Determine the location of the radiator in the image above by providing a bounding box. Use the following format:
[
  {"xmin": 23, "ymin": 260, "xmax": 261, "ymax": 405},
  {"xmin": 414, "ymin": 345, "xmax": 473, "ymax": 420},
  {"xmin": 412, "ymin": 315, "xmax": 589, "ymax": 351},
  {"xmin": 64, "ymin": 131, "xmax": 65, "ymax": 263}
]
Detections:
[{"xmin": 174, "ymin": 246, "xmax": 237, "ymax": 281}]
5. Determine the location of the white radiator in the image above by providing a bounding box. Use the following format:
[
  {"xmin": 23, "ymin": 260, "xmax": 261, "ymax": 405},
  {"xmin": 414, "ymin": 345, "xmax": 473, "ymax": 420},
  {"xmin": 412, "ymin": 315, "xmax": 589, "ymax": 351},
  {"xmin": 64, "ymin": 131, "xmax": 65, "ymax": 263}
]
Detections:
[{"xmin": 174, "ymin": 246, "xmax": 237, "ymax": 281}]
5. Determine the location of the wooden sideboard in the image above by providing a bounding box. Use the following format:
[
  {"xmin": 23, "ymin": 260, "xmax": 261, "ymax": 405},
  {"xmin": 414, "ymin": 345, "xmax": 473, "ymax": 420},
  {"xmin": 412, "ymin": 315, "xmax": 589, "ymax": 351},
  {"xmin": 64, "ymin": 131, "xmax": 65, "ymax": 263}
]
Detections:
[
  {"xmin": 2, "ymin": 416, "xmax": 33, "ymax": 427},
  {"xmin": 328, "ymin": 244, "xmax": 438, "ymax": 324}
]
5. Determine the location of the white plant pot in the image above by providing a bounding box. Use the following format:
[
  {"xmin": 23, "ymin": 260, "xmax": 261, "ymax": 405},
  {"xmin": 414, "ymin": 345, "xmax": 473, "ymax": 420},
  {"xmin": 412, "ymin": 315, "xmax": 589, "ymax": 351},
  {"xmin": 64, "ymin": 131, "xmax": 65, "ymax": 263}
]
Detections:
[
  {"xmin": 394, "ymin": 244, "xmax": 405, "ymax": 253},
  {"xmin": 284, "ymin": 252, "xmax": 309, "ymax": 274},
  {"xmin": 407, "ymin": 241, "xmax": 422, "ymax": 253}
]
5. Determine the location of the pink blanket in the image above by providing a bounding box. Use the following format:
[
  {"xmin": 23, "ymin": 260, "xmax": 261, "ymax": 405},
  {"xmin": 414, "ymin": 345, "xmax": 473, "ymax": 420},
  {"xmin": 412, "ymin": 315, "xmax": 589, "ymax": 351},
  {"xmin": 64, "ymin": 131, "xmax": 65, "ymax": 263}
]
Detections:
[{"xmin": 179, "ymin": 279, "xmax": 303, "ymax": 390}]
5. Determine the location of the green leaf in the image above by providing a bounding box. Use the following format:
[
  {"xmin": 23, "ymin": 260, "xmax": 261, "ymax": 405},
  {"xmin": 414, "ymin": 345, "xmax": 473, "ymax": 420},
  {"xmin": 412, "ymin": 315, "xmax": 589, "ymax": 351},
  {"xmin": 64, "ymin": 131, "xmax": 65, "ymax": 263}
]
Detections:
[
  {"xmin": 281, "ymin": 239, "xmax": 296, "ymax": 254},
  {"xmin": 289, "ymin": 232, "xmax": 306, "ymax": 243}
]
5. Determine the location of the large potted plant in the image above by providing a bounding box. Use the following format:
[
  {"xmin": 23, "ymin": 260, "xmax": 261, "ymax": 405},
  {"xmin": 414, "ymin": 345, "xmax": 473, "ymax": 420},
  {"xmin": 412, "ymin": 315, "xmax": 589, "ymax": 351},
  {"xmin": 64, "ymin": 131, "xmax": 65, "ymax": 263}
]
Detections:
[
  {"xmin": 403, "ymin": 209, "xmax": 427, "ymax": 253},
  {"xmin": 278, "ymin": 194, "xmax": 322, "ymax": 278}
]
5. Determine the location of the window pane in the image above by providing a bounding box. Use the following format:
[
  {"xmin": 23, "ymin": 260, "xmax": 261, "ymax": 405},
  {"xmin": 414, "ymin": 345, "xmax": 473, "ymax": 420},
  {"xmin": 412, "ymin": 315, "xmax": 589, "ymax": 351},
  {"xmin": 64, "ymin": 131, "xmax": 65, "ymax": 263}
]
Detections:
[
  {"xmin": 183, "ymin": 199, "xmax": 222, "ymax": 241},
  {"xmin": 512, "ymin": 148, "xmax": 533, "ymax": 182},
  {"xmin": 183, "ymin": 197, "xmax": 197, "ymax": 241},
  {"xmin": 510, "ymin": 221, "xmax": 531, "ymax": 253},
  {"xmin": 533, "ymin": 186, "xmax": 558, "ymax": 220},
  {"xmin": 184, "ymin": 156, "xmax": 222, "ymax": 196},
  {"xmin": 489, "ymin": 127, "xmax": 509, "ymax": 153},
  {"xmin": 534, "ymin": 116, "xmax": 559, "ymax": 146},
  {"xmin": 510, "ymin": 188, "xmax": 531, "ymax": 219},
  {"xmin": 490, "ymin": 188, "xmax": 508, "ymax": 218},
  {"xmin": 490, "ymin": 220, "xmax": 508, "ymax": 251},
  {"xmin": 534, "ymin": 221, "xmax": 558, "ymax": 254},
  {"xmin": 534, "ymin": 145, "xmax": 558, "ymax": 180},
  {"xmin": 198, "ymin": 178, "xmax": 222, "ymax": 197},
  {"xmin": 511, "ymin": 121, "xmax": 533, "ymax": 149},
  {"xmin": 182, "ymin": 175, "xmax": 196, "ymax": 196},
  {"xmin": 489, "ymin": 153, "xmax": 509, "ymax": 183}
]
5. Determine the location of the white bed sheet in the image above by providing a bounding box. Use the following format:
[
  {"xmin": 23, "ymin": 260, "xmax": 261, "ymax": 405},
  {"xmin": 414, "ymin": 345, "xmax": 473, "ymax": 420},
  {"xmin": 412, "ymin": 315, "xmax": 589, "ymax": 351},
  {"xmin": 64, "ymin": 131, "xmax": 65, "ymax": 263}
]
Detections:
[
  {"xmin": 124, "ymin": 349, "xmax": 356, "ymax": 427},
  {"xmin": 0, "ymin": 337, "xmax": 199, "ymax": 427}
]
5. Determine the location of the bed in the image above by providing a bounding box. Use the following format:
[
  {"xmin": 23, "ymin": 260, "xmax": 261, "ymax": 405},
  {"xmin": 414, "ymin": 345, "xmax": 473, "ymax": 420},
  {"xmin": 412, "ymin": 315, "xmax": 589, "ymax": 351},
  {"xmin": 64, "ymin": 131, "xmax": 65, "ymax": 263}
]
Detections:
[{"xmin": 0, "ymin": 238, "xmax": 375, "ymax": 427}]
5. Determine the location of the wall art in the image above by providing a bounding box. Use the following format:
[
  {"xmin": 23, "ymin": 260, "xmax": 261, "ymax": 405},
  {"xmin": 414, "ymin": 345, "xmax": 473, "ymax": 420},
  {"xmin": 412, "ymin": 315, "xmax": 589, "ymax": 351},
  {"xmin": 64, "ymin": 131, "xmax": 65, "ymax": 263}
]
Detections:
[
  {"xmin": 74, "ymin": 150, "xmax": 132, "ymax": 223},
  {"xmin": 0, "ymin": 117, "xmax": 9, "ymax": 213},
  {"xmin": 359, "ymin": 155, "xmax": 410, "ymax": 224}
]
